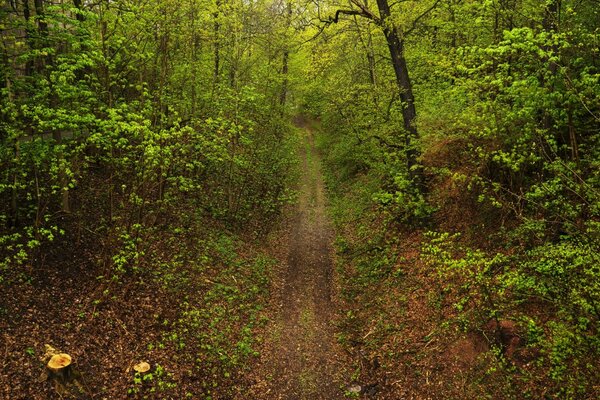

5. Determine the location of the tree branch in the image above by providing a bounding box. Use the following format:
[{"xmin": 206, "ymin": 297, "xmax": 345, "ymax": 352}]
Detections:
[
  {"xmin": 326, "ymin": 1, "xmax": 380, "ymax": 24},
  {"xmin": 328, "ymin": 9, "xmax": 369, "ymax": 23},
  {"xmin": 350, "ymin": 0, "xmax": 380, "ymax": 23},
  {"xmin": 405, "ymin": 0, "xmax": 442, "ymax": 36}
]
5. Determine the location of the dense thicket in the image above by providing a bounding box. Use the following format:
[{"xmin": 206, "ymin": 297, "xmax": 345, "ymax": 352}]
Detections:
[
  {"xmin": 305, "ymin": 0, "xmax": 599, "ymax": 398},
  {"xmin": 1, "ymin": 0, "xmax": 296, "ymax": 280}
]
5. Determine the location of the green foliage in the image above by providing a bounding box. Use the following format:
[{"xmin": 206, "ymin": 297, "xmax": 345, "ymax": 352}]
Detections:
[
  {"xmin": 128, "ymin": 363, "xmax": 177, "ymax": 397},
  {"xmin": 0, "ymin": 0, "xmax": 599, "ymax": 397},
  {"xmin": 0, "ymin": 1, "xmax": 295, "ymax": 397},
  {"xmin": 0, "ymin": 0, "xmax": 298, "ymax": 282},
  {"xmin": 160, "ymin": 237, "xmax": 273, "ymax": 397},
  {"xmin": 372, "ymin": 171, "xmax": 436, "ymax": 223},
  {"xmin": 297, "ymin": 0, "xmax": 600, "ymax": 397},
  {"xmin": 422, "ymin": 232, "xmax": 510, "ymax": 322},
  {"xmin": 421, "ymin": 230, "xmax": 600, "ymax": 397}
]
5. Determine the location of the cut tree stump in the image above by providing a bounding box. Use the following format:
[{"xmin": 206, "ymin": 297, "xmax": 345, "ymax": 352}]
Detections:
[
  {"xmin": 133, "ymin": 361, "xmax": 150, "ymax": 373},
  {"xmin": 39, "ymin": 345, "xmax": 86, "ymax": 397},
  {"xmin": 47, "ymin": 353, "xmax": 72, "ymax": 382}
]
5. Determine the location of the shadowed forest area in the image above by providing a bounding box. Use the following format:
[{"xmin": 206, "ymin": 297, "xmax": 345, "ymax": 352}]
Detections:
[{"xmin": 1, "ymin": 0, "xmax": 599, "ymax": 399}]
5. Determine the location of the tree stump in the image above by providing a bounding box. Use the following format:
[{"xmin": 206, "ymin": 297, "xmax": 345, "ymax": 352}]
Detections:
[
  {"xmin": 39, "ymin": 345, "xmax": 84, "ymax": 396},
  {"xmin": 133, "ymin": 361, "xmax": 150, "ymax": 374},
  {"xmin": 47, "ymin": 353, "xmax": 72, "ymax": 383}
]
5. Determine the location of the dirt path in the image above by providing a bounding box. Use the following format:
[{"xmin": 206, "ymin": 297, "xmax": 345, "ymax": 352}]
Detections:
[{"xmin": 247, "ymin": 126, "xmax": 347, "ymax": 399}]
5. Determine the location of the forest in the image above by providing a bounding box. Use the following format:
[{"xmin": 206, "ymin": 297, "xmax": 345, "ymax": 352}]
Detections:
[{"xmin": 0, "ymin": 0, "xmax": 599, "ymax": 399}]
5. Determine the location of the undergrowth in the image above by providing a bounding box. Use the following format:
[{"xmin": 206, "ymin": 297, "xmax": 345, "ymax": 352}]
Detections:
[{"xmin": 316, "ymin": 118, "xmax": 600, "ymax": 399}]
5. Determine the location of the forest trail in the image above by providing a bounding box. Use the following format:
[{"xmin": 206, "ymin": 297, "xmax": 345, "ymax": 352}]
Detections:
[{"xmin": 247, "ymin": 125, "xmax": 347, "ymax": 399}]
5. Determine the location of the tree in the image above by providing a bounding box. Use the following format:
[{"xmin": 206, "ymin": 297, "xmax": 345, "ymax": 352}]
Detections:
[{"xmin": 327, "ymin": 0, "xmax": 441, "ymax": 185}]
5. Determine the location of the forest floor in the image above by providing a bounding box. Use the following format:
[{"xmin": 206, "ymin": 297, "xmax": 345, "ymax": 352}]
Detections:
[
  {"xmin": 245, "ymin": 124, "xmax": 350, "ymax": 399},
  {"xmin": 0, "ymin": 121, "xmax": 501, "ymax": 400},
  {"xmin": 0, "ymin": 122, "xmax": 353, "ymax": 400}
]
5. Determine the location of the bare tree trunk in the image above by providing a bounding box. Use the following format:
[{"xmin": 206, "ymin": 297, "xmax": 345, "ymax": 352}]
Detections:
[
  {"xmin": 279, "ymin": 50, "xmax": 289, "ymax": 106},
  {"xmin": 22, "ymin": 0, "xmax": 34, "ymax": 76},
  {"xmin": 159, "ymin": 31, "xmax": 169, "ymax": 119},
  {"xmin": 100, "ymin": 4, "xmax": 111, "ymax": 107},
  {"xmin": 33, "ymin": 0, "xmax": 48, "ymax": 36},
  {"xmin": 365, "ymin": 29, "xmax": 376, "ymax": 86},
  {"xmin": 449, "ymin": 0, "xmax": 456, "ymax": 48},
  {"xmin": 11, "ymin": 141, "xmax": 19, "ymax": 226},
  {"xmin": 52, "ymin": 131, "xmax": 70, "ymax": 213}
]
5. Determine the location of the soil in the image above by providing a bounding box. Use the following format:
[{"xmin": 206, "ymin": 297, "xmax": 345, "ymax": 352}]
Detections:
[{"xmin": 246, "ymin": 125, "xmax": 349, "ymax": 399}]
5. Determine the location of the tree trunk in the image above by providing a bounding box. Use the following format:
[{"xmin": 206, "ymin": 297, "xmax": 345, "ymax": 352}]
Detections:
[
  {"xmin": 279, "ymin": 49, "xmax": 289, "ymax": 106},
  {"xmin": 375, "ymin": 0, "xmax": 422, "ymax": 185},
  {"xmin": 189, "ymin": 3, "xmax": 199, "ymax": 116},
  {"xmin": 279, "ymin": 1, "xmax": 292, "ymax": 111},
  {"xmin": 352, "ymin": 11, "xmax": 377, "ymax": 87},
  {"xmin": 4, "ymin": 72, "xmax": 19, "ymax": 227},
  {"xmin": 73, "ymin": 0, "xmax": 84, "ymax": 22},
  {"xmin": 22, "ymin": 0, "xmax": 34, "ymax": 76},
  {"xmin": 541, "ymin": 0, "xmax": 560, "ymax": 132},
  {"xmin": 33, "ymin": 0, "xmax": 52, "ymax": 74},
  {"xmin": 365, "ymin": 29, "xmax": 376, "ymax": 87},
  {"xmin": 449, "ymin": 0, "xmax": 456, "ymax": 48},
  {"xmin": 33, "ymin": 0, "xmax": 48, "ymax": 36},
  {"xmin": 33, "ymin": 0, "xmax": 69, "ymax": 212},
  {"xmin": 213, "ymin": 0, "xmax": 221, "ymax": 88}
]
